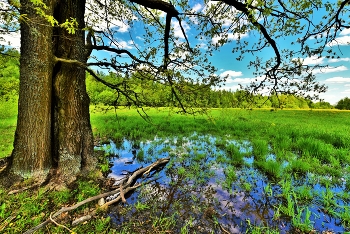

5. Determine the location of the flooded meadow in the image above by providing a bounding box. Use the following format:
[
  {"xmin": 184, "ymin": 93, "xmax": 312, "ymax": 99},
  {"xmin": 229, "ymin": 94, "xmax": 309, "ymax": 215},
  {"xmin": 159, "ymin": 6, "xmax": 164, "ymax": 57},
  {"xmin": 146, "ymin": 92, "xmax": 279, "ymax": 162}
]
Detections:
[{"xmin": 96, "ymin": 133, "xmax": 350, "ymax": 233}]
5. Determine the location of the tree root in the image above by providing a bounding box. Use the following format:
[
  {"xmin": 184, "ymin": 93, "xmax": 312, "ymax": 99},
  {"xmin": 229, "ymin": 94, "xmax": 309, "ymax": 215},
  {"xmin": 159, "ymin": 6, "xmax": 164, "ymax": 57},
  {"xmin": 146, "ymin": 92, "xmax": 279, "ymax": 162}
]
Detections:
[{"xmin": 23, "ymin": 157, "xmax": 170, "ymax": 234}]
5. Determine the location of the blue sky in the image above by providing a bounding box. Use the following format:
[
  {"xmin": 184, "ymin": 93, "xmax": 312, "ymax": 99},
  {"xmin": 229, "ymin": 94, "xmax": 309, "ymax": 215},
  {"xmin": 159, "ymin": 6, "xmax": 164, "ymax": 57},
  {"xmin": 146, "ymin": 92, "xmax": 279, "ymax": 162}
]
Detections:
[
  {"xmin": 2, "ymin": 0, "xmax": 349, "ymax": 105},
  {"xmin": 86, "ymin": 1, "xmax": 350, "ymax": 105}
]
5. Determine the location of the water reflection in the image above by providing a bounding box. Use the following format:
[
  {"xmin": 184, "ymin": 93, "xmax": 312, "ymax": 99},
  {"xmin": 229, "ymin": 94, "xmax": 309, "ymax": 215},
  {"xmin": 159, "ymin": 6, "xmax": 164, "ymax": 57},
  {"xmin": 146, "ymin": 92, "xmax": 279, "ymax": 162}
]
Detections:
[{"xmin": 95, "ymin": 134, "xmax": 349, "ymax": 233}]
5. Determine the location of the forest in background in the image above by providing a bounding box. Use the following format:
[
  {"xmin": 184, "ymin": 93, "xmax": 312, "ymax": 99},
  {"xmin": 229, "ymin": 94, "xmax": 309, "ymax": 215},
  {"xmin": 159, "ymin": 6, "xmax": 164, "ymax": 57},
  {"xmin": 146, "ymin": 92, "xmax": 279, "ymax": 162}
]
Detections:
[{"xmin": 0, "ymin": 49, "xmax": 343, "ymax": 110}]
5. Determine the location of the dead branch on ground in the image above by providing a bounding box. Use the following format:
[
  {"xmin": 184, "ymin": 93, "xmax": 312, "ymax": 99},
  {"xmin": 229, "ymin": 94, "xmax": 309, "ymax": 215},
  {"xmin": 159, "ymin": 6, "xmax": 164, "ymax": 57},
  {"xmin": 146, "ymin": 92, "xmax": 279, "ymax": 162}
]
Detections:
[{"xmin": 23, "ymin": 157, "xmax": 170, "ymax": 234}]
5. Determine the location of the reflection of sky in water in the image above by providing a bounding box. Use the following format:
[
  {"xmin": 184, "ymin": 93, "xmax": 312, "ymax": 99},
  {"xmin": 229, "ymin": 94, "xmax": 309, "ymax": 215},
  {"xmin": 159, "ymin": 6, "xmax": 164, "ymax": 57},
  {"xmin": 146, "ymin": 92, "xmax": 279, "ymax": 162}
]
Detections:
[{"xmin": 97, "ymin": 135, "xmax": 349, "ymax": 233}]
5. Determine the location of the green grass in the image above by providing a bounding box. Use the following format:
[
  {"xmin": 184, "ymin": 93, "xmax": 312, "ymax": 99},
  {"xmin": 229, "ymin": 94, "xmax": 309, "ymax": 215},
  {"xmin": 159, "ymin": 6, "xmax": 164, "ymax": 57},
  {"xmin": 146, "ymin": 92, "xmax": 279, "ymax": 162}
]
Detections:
[
  {"xmin": 90, "ymin": 107, "xmax": 350, "ymax": 150},
  {"xmin": 0, "ymin": 100, "xmax": 17, "ymax": 158},
  {"xmin": 2, "ymin": 104, "xmax": 350, "ymax": 232},
  {"xmin": 2, "ymin": 103, "xmax": 350, "ymax": 159}
]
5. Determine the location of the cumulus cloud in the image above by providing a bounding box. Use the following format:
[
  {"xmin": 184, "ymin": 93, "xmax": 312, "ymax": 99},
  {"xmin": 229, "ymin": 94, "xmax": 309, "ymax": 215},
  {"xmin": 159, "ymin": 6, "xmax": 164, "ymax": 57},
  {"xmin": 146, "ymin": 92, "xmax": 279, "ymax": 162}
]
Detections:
[
  {"xmin": 231, "ymin": 77, "xmax": 264, "ymax": 84},
  {"xmin": 212, "ymin": 32, "xmax": 248, "ymax": 45},
  {"xmin": 314, "ymin": 66, "xmax": 348, "ymax": 74},
  {"xmin": 340, "ymin": 28, "xmax": 350, "ymax": 36},
  {"xmin": 197, "ymin": 42, "xmax": 208, "ymax": 50},
  {"xmin": 301, "ymin": 55, "xmax": 326, "ymax": 65},
  {"xmin": 219, "ymin": 70, "xmax": 243, "ymax": 79},
  {"xmin": 323, "ymin": 28, "xmax": 350, "ymax": 46},
  {"xmin": 172, "ymin": 20, "xmax": 190, "ymax": 39},
  {"xmin": 298, "ymin": 56, "xmax": 350, "ymax": 66},
  {"xmin": 116, "ymin": 40, "xmax": 135, "ymax": 49},
  {"xmin": 193, "ymin": 3, "xmax": 202, "ymax": 12},
  {"xmin": 113, "ymin": 21, "xmax": 130, "ymax": 33},
  {"xmin": 85, "ymin": 0, "xmax": 133, "ymax": 32},
  {"xmin": 219, "ymin": 71, "xmax": 265, "ymax": 86},
  {"xmin": 328, "ymin": 57, "xmax": 350, "ymax": 63},
  {"xmin": 136, "ymin": 36, "xmax": 144, "ymax": 41},
  {"xmin": 327, "ymin": 35, "xmax": 350, "ymax": 46},
  {"xmin": 324, "ymin": 77, "xmax": 350, "ymax": 83}
]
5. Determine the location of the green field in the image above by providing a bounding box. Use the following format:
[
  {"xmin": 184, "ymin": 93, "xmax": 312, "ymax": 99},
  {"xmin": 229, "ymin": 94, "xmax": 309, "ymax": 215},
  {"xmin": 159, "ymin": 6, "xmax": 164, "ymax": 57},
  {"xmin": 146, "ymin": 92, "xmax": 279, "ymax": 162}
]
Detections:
[
  {"xmin": 1, "ymin": 103, "xmax": 350, "ymax": 233},
  {"xmin": 2, "ymin": 104, "xmax": 350, "ymax": 159}
]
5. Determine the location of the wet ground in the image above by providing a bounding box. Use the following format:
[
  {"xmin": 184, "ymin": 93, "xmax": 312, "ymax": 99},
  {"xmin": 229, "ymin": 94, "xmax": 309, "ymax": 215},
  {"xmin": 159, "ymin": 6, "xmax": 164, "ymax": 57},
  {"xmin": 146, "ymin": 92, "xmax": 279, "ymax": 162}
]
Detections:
[{"xmin": 95, "ymin": 134, "xmax": 350, "ymax": 233}]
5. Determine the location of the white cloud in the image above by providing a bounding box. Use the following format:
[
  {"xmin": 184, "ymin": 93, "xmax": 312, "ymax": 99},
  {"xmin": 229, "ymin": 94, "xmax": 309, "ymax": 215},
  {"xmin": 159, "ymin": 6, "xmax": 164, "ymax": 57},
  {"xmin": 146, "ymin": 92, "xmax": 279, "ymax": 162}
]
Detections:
[
  {"xmin": 188, "ymin": 4, "xmax": 201, "ymax": 24},
  {"xmin": 231, "ymin": 77, "xmax": 264, "ymax": 84},
  {"xmin": 219, "ymin": 70, "xmax": 243, "ymax": 79},
  {"xmin": 113, "ymin": 20, "xmax": 130, "ymax": 33},
  {"xmin": 345, "ymin": 84, "xmax": 350, "ymax": 87},
  {"xmin": 297, "ymin": 56, "xmax": 350, "ymax": 65},
  {"xmin": 193, "ymin": 3, "xmax": 202, "ymax": 12},
  {"xmin": 85, "ymin": 0, "xmax": 133, "ymax": 32},
  {"xmin": 0, "ymin": 32, "xmax": 21, "ymax": 49},
  {"xmin": 197, "ymin": 42, "xmax": 208, "ymax": 50},
  {"xmin": 324, "ymin": 77, "xmax": 350, "ymax": 83},
  {"xmin": 327, "ymin": 36, "xmax": 350, "ymax": 46},
  {"xmin": 212, "ymin": 32, "xmax": 248, "ymax": 45},
  {"xmin": 314, "ymin": 66, "xmax": 348, "ymax": 74},
  {"xmin": 136, "ymin": 36, "xmax": 144, "ymax": 41},
  {"xmin": 173, "ymin": 20, "xmax": 190, "ymax": 39},
  {"xmin": 328, "ymin": 57, "xmax": 350, "ymax": 63},
  {"xmin": 302, "ymin": 55, "xmax": 326, "ymax": 65},
  {"xmin": 114, "ymin": 40, "xmax": 135, "ymax": 49},
  {"xmin": 340, "ymin": 28, "xmax": 350, "ymax": 36}
]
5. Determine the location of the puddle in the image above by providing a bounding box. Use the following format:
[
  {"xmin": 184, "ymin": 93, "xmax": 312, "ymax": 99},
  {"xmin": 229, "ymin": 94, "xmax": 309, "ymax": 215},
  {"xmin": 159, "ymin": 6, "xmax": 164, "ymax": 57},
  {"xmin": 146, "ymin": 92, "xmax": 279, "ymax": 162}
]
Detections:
[{"xmin": 95, "ymin": 134, "xmax": 350, "ymax": 233}]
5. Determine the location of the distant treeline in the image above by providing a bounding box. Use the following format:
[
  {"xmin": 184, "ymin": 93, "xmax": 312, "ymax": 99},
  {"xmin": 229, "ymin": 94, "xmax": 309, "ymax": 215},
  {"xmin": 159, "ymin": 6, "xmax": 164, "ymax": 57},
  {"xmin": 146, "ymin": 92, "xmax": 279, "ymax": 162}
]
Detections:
[
  {"xmin": 86, "ymin": 72, "xmax": 334, "ymax": 109},
  {"xmin": 0, "ymin": 50, "xmax": 348, "ymax": 110}
]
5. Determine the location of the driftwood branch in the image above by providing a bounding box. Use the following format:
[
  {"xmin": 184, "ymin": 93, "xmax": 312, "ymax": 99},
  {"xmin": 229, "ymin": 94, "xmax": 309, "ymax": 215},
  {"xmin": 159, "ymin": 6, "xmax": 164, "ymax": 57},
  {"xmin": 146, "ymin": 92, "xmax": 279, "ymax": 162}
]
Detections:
[{"xmin": 23, "ymin": 157, "xmax": 170, "ymax": 234}]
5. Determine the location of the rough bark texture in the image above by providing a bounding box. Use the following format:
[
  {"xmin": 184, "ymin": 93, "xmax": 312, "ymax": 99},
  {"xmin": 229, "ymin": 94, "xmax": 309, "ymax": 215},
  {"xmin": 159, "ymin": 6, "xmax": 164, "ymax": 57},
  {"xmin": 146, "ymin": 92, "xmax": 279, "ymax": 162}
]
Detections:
[
  {"xmin": 52, "ymin": 0, "xmax": 95, "ymax": 183},
  {"xmin": 10, "ymin": 0, "xmax": 55, "ymax": 178},
  {"xmin": 8, "ymin": 0, "xmax": 95, "ymax": 184}
]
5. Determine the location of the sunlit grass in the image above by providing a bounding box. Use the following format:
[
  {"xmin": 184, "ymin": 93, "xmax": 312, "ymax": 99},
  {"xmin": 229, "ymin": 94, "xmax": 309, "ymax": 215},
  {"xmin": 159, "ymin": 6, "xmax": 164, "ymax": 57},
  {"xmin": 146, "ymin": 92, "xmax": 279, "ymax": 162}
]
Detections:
[
  {"xmin": 0, "ymin": 100, "xmax": 17, "ymax": 158},
  {"xmin": 1, "ymin": 105, "xmax": 350, "ymax": 232}
]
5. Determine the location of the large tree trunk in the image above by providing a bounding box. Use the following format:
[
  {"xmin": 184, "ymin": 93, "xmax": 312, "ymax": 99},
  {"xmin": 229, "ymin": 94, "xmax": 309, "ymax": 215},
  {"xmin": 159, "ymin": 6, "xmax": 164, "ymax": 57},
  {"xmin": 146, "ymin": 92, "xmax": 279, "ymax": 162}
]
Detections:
[
  {"xmin": 52, "ymin": 0, "xmax": 95, "ymax": 183},
  {"xmin": 7, "ymin": 0, "xmax": 95, "ymax": 184},
  {"xmin": 10, "ymin": 0, "xmax": 55, "ymax": 178}
]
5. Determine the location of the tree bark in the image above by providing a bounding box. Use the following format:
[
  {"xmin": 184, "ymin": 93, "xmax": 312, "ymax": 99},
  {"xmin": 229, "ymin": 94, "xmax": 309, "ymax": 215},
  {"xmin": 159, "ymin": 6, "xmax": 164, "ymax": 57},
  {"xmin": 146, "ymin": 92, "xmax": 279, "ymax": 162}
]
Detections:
[
  {"xmin": 7, "ymin": 0, "xmax": 95, "ymax": 184},
  {"xmin": 52, "ymin": 0, "xmax": 95, "ymax": 183},
  {"xmin": 10, "ymin": 0, "xmax": 55, "ymax": 178}
]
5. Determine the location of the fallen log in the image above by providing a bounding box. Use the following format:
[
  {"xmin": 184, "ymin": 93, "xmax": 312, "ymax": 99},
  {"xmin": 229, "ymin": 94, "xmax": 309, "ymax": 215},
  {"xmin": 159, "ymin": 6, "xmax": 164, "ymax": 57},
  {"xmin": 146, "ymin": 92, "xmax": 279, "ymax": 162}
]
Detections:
[{"xmin": 23, "ymin": 157, "xmax": 170, "ymax": 234}]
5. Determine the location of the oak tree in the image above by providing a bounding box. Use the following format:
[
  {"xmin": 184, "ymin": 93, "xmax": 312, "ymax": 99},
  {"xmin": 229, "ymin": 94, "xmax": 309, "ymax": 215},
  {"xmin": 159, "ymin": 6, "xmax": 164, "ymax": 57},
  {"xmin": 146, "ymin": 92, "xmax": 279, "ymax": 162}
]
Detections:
[{"xmin": 1, "ymin": 0, "xmax": 348, "ymax": 185}]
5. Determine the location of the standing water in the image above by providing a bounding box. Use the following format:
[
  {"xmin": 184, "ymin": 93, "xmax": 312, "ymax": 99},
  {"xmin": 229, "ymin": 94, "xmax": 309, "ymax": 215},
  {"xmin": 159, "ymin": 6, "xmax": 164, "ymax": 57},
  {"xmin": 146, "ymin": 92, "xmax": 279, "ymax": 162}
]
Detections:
[{"xmin": 95, "ymin": 134, "xmax": 350, "ymax": 233}]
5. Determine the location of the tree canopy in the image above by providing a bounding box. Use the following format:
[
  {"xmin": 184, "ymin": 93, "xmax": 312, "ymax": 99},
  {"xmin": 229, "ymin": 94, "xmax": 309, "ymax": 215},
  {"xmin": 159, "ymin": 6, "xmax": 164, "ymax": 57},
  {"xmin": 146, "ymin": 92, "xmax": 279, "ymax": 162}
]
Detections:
[{"xmin": 336, "ymin": 97, "xmax": 350, "ymax": 110}]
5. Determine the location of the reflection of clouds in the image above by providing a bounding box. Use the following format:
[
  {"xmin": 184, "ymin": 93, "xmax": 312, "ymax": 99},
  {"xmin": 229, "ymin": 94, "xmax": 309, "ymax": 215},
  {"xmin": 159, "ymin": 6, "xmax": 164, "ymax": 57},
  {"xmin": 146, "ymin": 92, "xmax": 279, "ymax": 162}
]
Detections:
[{"xmin": 102, "ymin": 134, "xmax": 347, "ymax": 233}]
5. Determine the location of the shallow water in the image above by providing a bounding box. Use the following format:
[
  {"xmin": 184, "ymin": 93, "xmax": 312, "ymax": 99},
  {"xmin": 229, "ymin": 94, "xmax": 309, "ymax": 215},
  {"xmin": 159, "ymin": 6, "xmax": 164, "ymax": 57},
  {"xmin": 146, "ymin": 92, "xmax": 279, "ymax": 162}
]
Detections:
[{"xmin": 96, "ymin": 134, "xmax": 350, "ymax": 233}]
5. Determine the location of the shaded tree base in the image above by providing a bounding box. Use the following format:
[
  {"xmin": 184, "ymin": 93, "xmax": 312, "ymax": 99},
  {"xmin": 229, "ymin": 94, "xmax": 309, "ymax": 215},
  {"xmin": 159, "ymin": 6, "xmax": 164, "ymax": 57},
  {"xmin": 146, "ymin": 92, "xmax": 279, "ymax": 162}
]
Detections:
[{"xmin": 0, "ymin": 153, "xmax": 98, "ymax": 191}]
